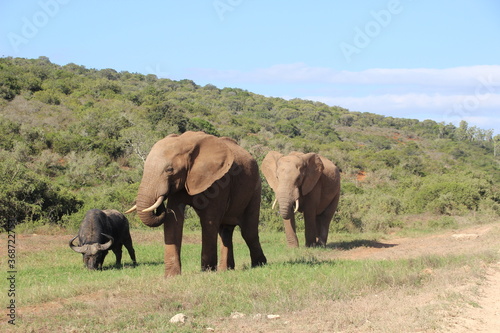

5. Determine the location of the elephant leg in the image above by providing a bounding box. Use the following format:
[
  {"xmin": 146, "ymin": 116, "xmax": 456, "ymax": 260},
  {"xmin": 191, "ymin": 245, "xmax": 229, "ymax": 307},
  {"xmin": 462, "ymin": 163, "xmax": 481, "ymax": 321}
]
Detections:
[
  {"xmin": 218, "ymin": 224, "xmax": 235, "ymax": 270},
  {"xmin": 163, "ymin": 201, "xmax": 185, "ymax": 277},
  {"xmin": 303, "ymin": 207, "xmax": 318, "ymax": 247},
  {"xmin": 283, "ymin": 216, "xmax": 299, "ymax": 248},
  {"xmin": 316, "ymin": 194, "xmax": 340, "ymax": 246},
  {"xmin": 240, "ymin": 197, "xmax": 267, "ymax": 267},
  {"xmin": 201, "ymin": 220, "xmax": 219, "ymax": 271}
]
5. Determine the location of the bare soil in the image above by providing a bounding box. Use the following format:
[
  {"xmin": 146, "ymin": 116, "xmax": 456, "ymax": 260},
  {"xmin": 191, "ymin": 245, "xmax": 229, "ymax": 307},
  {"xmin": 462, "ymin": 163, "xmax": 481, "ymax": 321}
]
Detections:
[
  {"xmin": 217, "ymin": 223, "xmax": 500, "ymax": 332},
  {"xmin": 334, "ymin": 224, "xmax": 500, "ymax": 332}
]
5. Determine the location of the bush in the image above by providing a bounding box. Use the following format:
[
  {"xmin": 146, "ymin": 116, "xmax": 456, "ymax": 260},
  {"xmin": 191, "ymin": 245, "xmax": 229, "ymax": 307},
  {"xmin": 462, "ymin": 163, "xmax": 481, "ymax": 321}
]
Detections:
[
  {"xmin": 0, "ymin": 152, "xmax": 82, "ymax": 230},
  {"xmin": 64, "ymin": 151, "xmax": 110, "ymax": 188},
  {"xmin": 33, "ymin": 90, "xmax": 61, "ymax": 105},
  {"xmin": 259, "ymin": 208, "xmax": 284, "ymax": 232},
  {"xmin": 427, "ymin": 216, "xmax": 458, "ymax": 229},
  {"xmin": 188, "ymin": 118, "xmax": 219, "ymax": 136},
  {"xmin": 61, "ymin": 182, "xmax": 138, "ymax": 230},
  {"xmin": 412, "ymin": 182, "xmax": 483, "ymax": 215}
]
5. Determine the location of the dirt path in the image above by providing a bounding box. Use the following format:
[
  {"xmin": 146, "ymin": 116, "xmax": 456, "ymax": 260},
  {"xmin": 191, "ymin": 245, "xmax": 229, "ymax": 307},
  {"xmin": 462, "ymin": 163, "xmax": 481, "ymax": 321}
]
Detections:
[
  {"xmin": 210, "ymin": 223, "xmax": 500, "ymax": 333},
  {"xmin": 332, "ymin": 225, "xmax": 496, "ymax": 261},
  {"xmin": 442, "ymin": 263, "xmax": 500, "ymax": 332},
  {"xmin": 330, "ymin": 224, "xmax": 500, "ymax": 332}
]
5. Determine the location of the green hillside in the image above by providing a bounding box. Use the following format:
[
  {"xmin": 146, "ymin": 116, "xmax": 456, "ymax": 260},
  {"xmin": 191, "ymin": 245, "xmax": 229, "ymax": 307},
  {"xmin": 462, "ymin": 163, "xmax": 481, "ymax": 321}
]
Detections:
[{"xmin": 1, "ymin": 56, "xmax": 499, "ymax": 233}]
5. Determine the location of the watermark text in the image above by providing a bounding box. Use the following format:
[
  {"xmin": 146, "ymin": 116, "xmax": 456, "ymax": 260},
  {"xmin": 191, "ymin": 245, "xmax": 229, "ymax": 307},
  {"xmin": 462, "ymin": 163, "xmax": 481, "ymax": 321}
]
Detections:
[
  {"xmin": 340, "ymin": 0, "xmax": 403, "ymax": 63},
  {"xmin": 8, "ymin": 0, "xmax": 71, "ymax": 53},
  {"xmin": 213, "ymin": 0, "xmax": 244, "ymax": 21},
  {"xmin": 6, "ymin": 219, "xmax": 17, "ymax": 325}
]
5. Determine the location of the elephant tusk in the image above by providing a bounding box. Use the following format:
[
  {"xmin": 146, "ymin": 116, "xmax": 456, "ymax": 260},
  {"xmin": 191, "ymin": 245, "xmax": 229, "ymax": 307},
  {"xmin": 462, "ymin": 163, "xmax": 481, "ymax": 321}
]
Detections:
[
  {"xmin": 272, "ymin": 198, "xmax": 278, "ymax": 210},
  {"xmin": 124, "ymin": 205, "xmax": 137, "ymax": 214},
  {"xmin": 294, "ymin": 199, "xmax": 299, "ymax": 213},
  {"xmin": 142, "ymin": 196, "xmax": 165, "ymax": 212}
]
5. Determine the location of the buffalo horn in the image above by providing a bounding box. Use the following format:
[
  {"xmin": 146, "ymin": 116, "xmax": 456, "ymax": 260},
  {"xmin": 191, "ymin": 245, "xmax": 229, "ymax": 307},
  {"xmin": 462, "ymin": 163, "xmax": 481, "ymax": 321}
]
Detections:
[
  {"xmin": 69, "ymin": 235, "xmax": 88, "ymax": 254},
  {"xmin": 98, "ymin": 233, "xmax": 114, "ymax": 251}
]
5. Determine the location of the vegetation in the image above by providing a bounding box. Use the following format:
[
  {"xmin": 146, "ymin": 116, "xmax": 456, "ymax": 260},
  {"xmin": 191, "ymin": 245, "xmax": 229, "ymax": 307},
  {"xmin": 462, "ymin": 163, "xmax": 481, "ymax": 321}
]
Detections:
[{"xmin": 0, "ymin": 56, "xmax": 499, "ymax": 233}]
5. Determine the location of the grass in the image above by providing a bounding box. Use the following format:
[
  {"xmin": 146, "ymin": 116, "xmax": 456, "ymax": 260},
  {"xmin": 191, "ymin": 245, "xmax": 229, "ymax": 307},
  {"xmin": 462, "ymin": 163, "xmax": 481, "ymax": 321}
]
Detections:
[{"xmin": 2, "ymin": 223, "xmax": 500, "ymax": 332}]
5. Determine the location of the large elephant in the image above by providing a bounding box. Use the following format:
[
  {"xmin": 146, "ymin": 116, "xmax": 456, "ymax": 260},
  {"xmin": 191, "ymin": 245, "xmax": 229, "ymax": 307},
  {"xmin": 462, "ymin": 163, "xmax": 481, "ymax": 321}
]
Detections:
[
  {"xmin": 262, "ymin": 151, "xmax": 341, "ymax": 247},
  {"xmin": 126, "ymin": 131, "xmax": 267, "ymax": 277}
]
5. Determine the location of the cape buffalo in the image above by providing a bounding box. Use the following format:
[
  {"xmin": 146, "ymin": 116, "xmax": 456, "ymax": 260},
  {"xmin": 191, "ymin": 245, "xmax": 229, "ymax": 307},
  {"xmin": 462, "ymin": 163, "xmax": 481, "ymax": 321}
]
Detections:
[{"xmin": 69, "ymin": 209, "xmax": 137, "ymax": 269}]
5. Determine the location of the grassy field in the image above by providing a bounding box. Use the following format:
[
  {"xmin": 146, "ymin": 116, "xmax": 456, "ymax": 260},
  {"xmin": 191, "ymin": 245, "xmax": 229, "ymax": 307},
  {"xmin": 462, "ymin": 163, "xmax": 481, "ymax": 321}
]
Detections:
[{"xmin": 2, "ymin": 221, "xmax": 500, "ymax": 332}]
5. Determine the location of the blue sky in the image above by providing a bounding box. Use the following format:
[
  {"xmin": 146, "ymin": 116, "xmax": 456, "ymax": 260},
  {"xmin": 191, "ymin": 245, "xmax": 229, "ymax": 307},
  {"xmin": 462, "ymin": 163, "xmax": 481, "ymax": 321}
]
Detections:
[{"xmin": 2, "ymin": 0, "xmax": 500, "ymax": 135}]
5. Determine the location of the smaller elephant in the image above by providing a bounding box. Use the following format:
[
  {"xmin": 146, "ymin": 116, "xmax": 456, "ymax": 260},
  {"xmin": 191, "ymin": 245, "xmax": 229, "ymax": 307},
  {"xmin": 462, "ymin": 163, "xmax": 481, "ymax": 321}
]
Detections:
[
  {"xmin": 69, "ymin": 209, "xmax": 137, "ymax": 269},
  {"xmin": 262, "ymin": 151, "xmax": 341, "ymax": 247}
]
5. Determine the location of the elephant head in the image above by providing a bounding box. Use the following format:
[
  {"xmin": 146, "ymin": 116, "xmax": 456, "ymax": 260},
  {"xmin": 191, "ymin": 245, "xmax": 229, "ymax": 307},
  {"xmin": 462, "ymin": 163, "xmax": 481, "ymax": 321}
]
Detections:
[
  {"xmin": 262, "ymin": 151, "xmax": 324, "ymax": 219},
  {"xmin": 69, "ymin": 233, "xmax": 114, "ymax": 270},
  {"xmin": 130, "ymin": 132, "xmax": 235, "ymax": 228}
]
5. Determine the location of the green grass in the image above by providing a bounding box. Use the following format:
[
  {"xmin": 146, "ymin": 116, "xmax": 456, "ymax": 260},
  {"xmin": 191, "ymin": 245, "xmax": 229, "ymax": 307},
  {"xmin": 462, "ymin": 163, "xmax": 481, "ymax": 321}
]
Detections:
[{"xmin": 3, "ymin": 227, "xmax": 499, "ymax": 332}]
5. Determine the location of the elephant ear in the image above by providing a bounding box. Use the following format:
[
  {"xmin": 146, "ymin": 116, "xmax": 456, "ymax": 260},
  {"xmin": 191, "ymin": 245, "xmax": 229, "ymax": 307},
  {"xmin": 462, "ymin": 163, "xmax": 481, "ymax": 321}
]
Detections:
[
  {"xmin": 301, "ymin": 153, "xmax": 324, "ymax": 196},
  {"xmin": 185, "ymin": 136, "xmax": 234, "ymax": 195},
  {"xmin": 261, "ymin": 151, "xmax": 283, "ymax": 193}
]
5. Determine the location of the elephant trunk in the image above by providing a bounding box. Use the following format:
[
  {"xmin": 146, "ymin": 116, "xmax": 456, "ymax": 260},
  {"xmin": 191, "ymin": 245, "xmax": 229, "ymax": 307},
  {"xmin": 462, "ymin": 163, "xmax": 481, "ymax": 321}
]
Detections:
[
  {"xmin": 277, "ymin": 186, "xmax": 300, "ymax": 220},
  {"xmin": 136, "ymin": 183, "xmax": 168, "ymax": 228}
]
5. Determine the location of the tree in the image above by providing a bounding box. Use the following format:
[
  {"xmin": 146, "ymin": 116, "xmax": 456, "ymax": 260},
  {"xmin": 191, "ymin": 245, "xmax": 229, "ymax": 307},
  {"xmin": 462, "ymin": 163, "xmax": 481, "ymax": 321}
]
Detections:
[
  {"xmin": 494, "ymin": 135, "xmax": 500, "ymax": 157},
  {"xmin": 455, "ymin": 120, "xmax": 469, "ymax": 141},
  {"xmin": 339, "ymin": 114, "xmax": 354, "ymax": 126},
  {"xmin": 0, "ymin": 151, "xmax": 82, "ymax": 229},
  {"xmin": 188, "ymin": 118, "xmax": 219, "ymax": 136}
]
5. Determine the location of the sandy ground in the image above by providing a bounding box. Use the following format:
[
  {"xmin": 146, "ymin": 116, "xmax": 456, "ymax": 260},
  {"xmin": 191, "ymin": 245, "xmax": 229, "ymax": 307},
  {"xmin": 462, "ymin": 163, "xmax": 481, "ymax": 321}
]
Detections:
[
  {"xmin": 446, "ymin": 264, "xmax": 500, "ymax": 332},
  {"xmin": 332, "ymin": 224, "xmax": 500, "ymax": 332},
  {"xmin": 216, "ymin": 223, "xmax": 500, "ymax": 332}
]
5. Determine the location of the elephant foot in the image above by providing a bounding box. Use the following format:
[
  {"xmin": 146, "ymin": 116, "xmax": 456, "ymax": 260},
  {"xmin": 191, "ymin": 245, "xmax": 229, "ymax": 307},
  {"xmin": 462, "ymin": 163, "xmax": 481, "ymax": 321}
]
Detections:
[
  {"xmin": 164, "ymin": 244, "xmax": 181, "ymax": 277},
  {"xmin": 201, "ymin": 264, "xmax": 217, "ymax": 272},
  {"xmin": 164, "ymin": 265, "xmax": 181, "ymax": 277},
  {"xmin": 251, "ymin": 254, "xmax": 267, "ymax": 267}
]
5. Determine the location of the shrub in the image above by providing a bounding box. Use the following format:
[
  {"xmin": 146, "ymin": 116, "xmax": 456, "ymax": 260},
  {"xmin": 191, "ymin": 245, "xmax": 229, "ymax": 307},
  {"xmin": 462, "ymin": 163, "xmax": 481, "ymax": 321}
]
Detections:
[
  {"xmin": 188, "ymin": 118, "xmax": 219, "ymax": 136},
  {"xmin": 33, "ymin": 90, "xmax": 61, "ymax": 105},
  {"xmin": 412, "ymin": 182, "xmax": 483, "ymax": 215},
  {"xmin": 0, "ymin": 152, "xmax": 82, "ymax": 230},
  {"xmin": 61, "ymin": 182, "xmax": 138, "ymax": 230},
  {"xmin": 375, "ymin": 195, "xmax": 402, "ymax": 215},
  {"xmin": 341, "ymin": 182, "xmax": 364, "ymax": 195},
  {"xmin": 427, "ymin": 216, "xmax": 458, "ymax": 229},
  {"xmin": 64, "ymin": 151, "xmax": 109, "ymax": 188},
  {"xmin": 260, "ymin": 208, "xmax": 284, "ymax": 232}
]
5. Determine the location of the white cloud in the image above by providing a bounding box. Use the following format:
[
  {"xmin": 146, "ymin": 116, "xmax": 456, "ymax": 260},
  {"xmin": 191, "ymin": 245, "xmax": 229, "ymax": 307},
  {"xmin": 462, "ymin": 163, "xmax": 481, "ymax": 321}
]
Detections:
[
  {"xmin": 305, "ymin": 93, "xmax": 500, "ymax": 132},
  {"xmin": 192, "ymin": 63, "xmax": 500, "ymax": 88},
  {"xmin": 190, "ymin": 63, "xmax": 500, "ymax": 134},
  {"xmin": 308, "ymin": 93, "xmax": 500, "ymax": 112}
]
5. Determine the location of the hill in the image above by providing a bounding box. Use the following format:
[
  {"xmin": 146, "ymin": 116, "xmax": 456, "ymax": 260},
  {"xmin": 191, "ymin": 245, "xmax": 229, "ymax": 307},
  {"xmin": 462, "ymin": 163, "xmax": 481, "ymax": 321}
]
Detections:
[{"xmin": 0, "ymin": 56, "xmax": 499, "ymax": 232}]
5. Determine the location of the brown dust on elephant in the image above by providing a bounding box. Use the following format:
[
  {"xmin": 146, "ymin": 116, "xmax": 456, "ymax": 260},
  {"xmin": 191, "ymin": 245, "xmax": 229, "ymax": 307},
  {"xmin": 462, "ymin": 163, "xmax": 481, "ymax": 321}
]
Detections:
[
  {"xmin": 262, "ymin": 151, "xmax": 341, "ymax": 247},
  {"xmin": 126, "ymin": 131, "xmax": 267, "ymax": 277}
]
